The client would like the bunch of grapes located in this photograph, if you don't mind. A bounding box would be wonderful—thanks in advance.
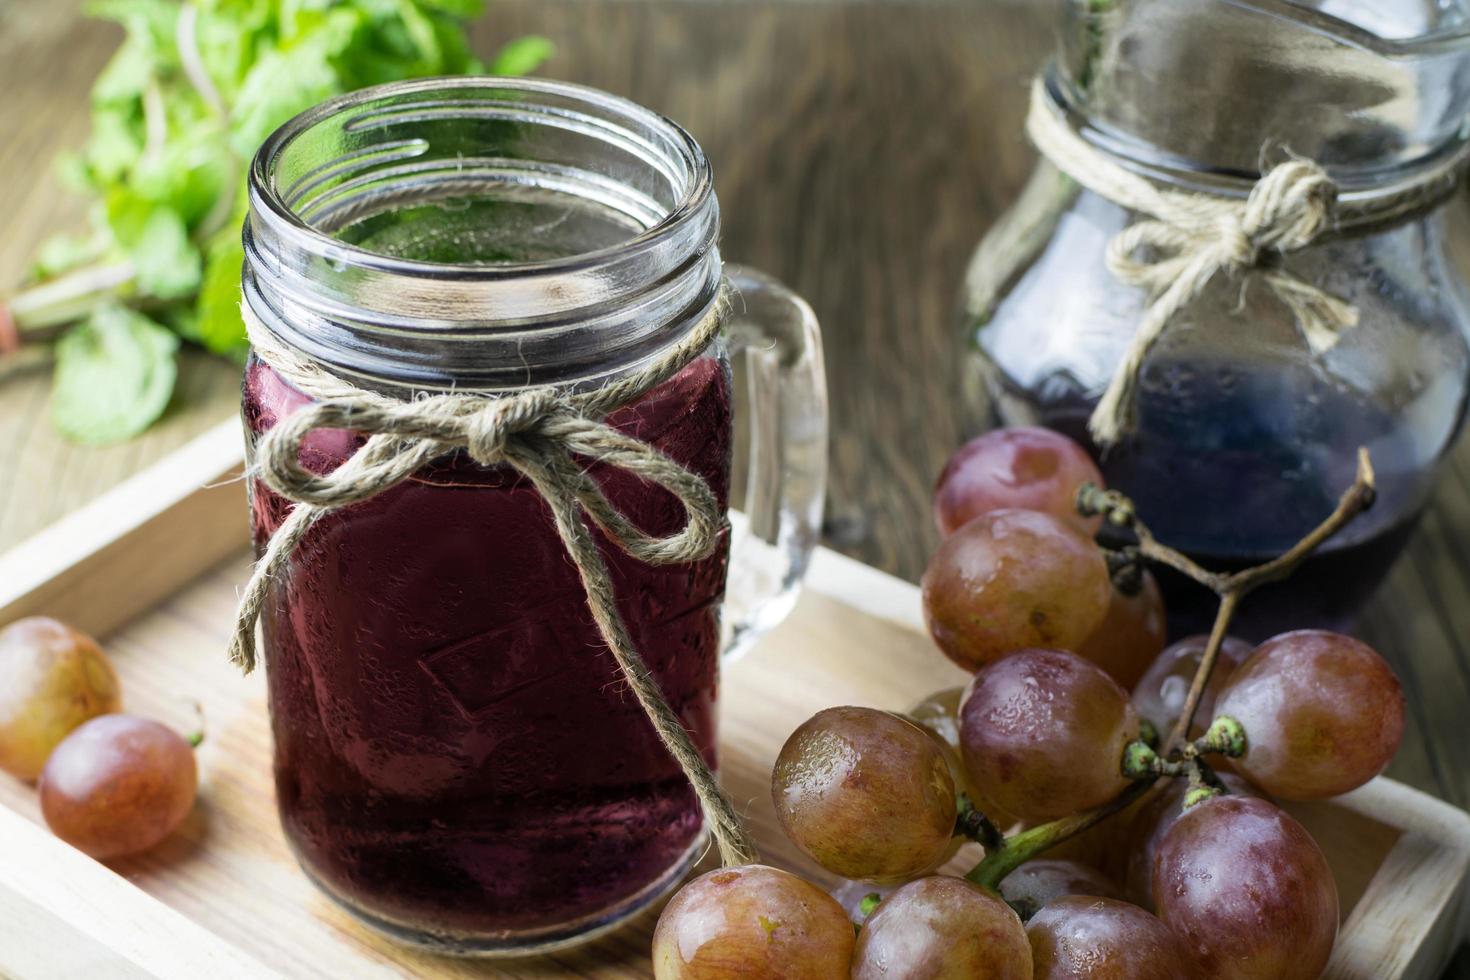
[653,427,1404,979]
[0,616,199,859]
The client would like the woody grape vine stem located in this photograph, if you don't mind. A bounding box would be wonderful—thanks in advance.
[965,448,1377,891]
[1115,447,1377,753]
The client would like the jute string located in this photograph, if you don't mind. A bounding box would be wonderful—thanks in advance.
[231,290,759,867]
[1024,77,1469,446]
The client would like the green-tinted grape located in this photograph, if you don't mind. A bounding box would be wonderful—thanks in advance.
[923,510,1111,672]
[40,714,196,860]
[960,649,1140,823]
[851,876,1033,979]
[1216,630,1405,800]
[0,617,122,781]
[652,865,854,978]
[773,707,957,882]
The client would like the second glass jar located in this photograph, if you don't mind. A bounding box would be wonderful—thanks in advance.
[964,0,1470,638]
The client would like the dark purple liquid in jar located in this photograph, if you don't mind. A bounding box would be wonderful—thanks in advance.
[1009,359,1431,641]
[243,353,733,943]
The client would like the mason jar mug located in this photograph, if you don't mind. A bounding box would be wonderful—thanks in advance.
[239,78,827,955]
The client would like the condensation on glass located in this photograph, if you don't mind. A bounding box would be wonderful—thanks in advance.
[241,78,827,955]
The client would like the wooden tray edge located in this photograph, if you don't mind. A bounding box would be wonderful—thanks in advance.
[807,543,926,630]
[802,546,1470,976]
[1327,781,1470,978]
[0,419,248,639]
[1,425,1467,978]
[0,806,279,980]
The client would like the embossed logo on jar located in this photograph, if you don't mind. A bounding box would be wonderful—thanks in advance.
[419,603,589,718]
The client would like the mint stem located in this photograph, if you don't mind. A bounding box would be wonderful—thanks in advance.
[176,3,226,118]
[7,262,136,331]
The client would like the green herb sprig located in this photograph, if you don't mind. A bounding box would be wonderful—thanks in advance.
[4,0,551,444]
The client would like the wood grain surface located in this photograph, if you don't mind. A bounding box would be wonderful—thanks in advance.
[2,0,1470,973]
[1,548,1467,978]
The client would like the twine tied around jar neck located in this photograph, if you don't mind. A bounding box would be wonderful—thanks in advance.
[1023,76,1469,447]
[231,289,760,868]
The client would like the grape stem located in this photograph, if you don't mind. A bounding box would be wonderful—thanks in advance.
[184,700,206,750]
[1181,757,1227,808]
[1122,730,1239,792]
[965,448,1377,891]
[1183,716,1246,761]
[965,782,1150,891]
[4,261,137,333]
[955,793,1005,851]
[1080,446,1376,753]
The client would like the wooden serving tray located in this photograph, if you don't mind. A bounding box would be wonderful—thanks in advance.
[0,428,1468,978]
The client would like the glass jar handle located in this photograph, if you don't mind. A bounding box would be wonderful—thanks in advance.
[720,265,829,662]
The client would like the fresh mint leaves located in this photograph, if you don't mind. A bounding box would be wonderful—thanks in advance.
[106,193,203,299]
[488,34,556,76]
[52,305,180,443]
[10,0,551,443]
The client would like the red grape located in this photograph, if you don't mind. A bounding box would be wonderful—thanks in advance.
[908,687,1018,827]
[999,858,1121,914]
[851,876,1032,979]
[39,714,197,860]
[923,510,1111,672]
[1122,773,1264,909]
[1074,571,1167,689]
[1027,896,1195,979]
[1131,634,1252,737]
[1153,795,1338,980]
[652,865,855,978]
[0,617,122,781]
[933,427,1103,537]
[1216,630,1405,800]
[772,707,958,882]
[960,649,1139,823]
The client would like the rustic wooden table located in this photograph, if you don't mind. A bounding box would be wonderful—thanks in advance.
[3,0,1469,973]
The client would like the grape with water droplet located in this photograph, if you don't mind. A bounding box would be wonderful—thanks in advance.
[651,865,855,978]
[772,706,958,883]
[923,510,1112,672]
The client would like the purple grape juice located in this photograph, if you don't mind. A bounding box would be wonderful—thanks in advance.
[1011,359,1439,641]
[243,353,733,946]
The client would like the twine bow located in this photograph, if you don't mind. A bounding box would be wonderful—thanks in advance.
[232,291,759,867]
[1025,77,1361,446]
